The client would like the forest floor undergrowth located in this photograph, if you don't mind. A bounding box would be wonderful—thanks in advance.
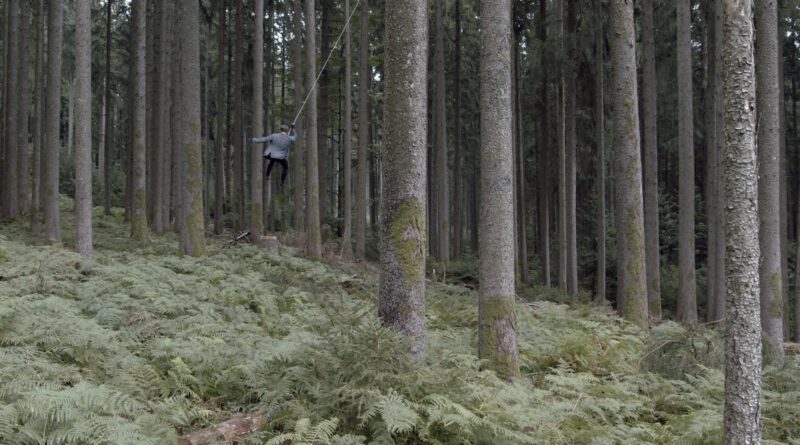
[1,201,800,444]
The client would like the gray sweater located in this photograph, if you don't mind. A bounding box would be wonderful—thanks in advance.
[252,129,297,160]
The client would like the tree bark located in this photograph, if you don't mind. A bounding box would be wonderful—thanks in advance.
[479,0,519,379]
[705,0,721,322]
[514,29,528,286]
[3,0,20,220]
[565,0,578,295]
[756,0,784,363]
[609,0,648,329]
[130,0,148,241]
[74,0,92,258]
[722,1,762,442]
[292,0,305,232]
[16,0,30,216]
[104,0,114,216]
[641,0,661,319]
[434,0,449,262]
[379,0,428,359]
[178,0,205,256]
[318,1,331,223]
[356,0,369,259]
[233,0,244,231]
[251,0,264,240]
[538,0,551,287]
[341,0,354,260]
[157,1,173,232]
[305,0,322,257]
[557,0,567,293]
[214,0,226,235]
[712,0,727,324]
[452,0,463,260]
[594,0,605,303]
[44,0,63,243]
[31,0,45,236]
[677,0,697,322]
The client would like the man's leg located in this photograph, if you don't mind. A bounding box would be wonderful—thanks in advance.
[279,159,289,187]
[265,155,276,178]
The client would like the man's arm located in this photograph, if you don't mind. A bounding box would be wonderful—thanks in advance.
[250,136,271,144]
[288,128,297,142]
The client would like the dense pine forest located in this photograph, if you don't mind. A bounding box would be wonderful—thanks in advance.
[1,0,800,443]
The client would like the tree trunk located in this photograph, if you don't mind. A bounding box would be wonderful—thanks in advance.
[318,0,331,222]
[478,0,519,379]
[44,0,63,243]
[104,0,113,216]
[130,0,148,241]
[777,2,790,342]
[609,0,648,329]
[16,0,30,216]
[157,1,173,232]
[677,0,697,322]
[565,0,577,295]
[722,1,762,441]
[356,0,369,260]
[452,0,463,260]
[557,0,567,293]
[74,0,92,258]
[146,0,157,225]
[594,0,605,303]
[251,0,264,240]
[434,0,449,263]
[3,0,19,220]
[177,0,205,256]
[515,31,528,286]
[705,0,721,322]
[538,0,551,287]
[292,0,305,232]
[642,0,661,319]
[233,0,244,231]
[305,0,322,257]
[31,0,44,236]
[379,0,427,359]
[341,0,354,260]
[215,0,226,235]
[712,0,727,324]
[756,0,784,363]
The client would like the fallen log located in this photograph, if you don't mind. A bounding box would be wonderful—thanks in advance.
[178,413,268,445]
[786,343,800,355]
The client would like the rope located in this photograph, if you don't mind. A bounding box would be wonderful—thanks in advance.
[292,0,362,126]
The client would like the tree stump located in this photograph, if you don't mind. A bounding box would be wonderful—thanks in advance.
[259,235,279,253]
[178,413,267,445]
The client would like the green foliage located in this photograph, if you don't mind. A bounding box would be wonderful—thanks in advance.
[2,207,800,444]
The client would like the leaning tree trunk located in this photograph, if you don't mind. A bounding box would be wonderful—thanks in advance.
[251,0,264,240]
[178,0,205,257]
[722,0,762,442]
[594,0,605,303]
[74,0,93,258]
[44,0,63,243]
[31,0,45,236]
[305,0,322,258]
[341,0,354,260]
[379,0,428,360]
[677,0,697,322]
[130,0,148,241]
[755,0,784,363]
[641,0,661,319]
[478,0,519,379]
[609,0,648,330]
[291,0,305,232]
[434,0,449,263]
[355,0,369,259]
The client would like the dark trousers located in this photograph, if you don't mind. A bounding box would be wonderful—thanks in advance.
[264,155,289,187]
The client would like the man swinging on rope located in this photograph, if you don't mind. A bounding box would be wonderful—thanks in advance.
[250,123,297,187]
